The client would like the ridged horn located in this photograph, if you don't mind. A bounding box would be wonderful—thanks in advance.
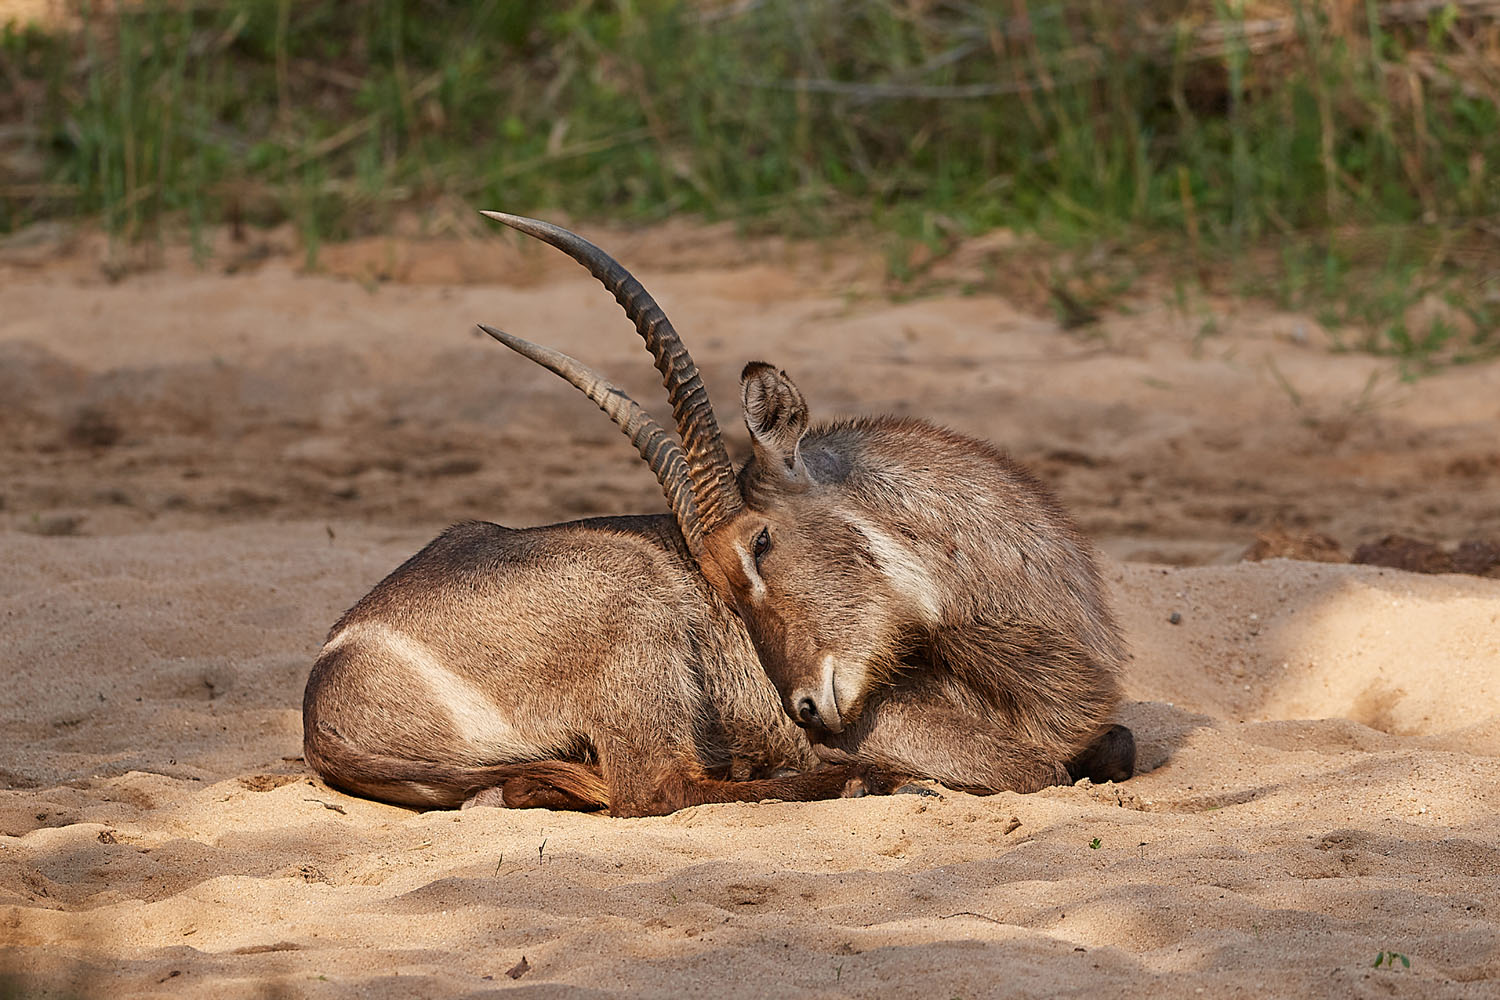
[480,211,744,534]
[478,325,705,553]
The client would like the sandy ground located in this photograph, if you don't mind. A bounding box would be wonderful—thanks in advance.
[1,223,1498,998]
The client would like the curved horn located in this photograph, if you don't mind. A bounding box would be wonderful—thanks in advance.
[480,211,744,533]
[478,324,705,552]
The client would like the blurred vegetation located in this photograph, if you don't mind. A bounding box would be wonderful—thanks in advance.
[1,0,1497,367]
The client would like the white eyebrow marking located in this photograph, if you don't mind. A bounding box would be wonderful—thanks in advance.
[736,540,768,605]
[844,517,942,623]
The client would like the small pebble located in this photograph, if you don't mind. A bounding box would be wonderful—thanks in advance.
[1168,612,1182,625]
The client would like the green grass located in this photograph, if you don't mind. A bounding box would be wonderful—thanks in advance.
[1373,949,1411,970]
[2,0,1497,367]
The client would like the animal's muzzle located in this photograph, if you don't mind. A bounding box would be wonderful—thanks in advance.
[790,665,843,734]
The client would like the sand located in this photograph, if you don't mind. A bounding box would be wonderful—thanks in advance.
[2,223,1498,998]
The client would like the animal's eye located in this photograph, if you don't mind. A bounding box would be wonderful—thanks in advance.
[753,527,772,565]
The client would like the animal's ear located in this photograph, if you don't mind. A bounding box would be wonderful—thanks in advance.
[741,362,810,483]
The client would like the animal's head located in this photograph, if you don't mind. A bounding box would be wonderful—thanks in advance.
[478,212,934,735]
[693,362,937,733]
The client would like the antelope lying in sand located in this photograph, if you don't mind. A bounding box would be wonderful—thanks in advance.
[302,213,1135,817]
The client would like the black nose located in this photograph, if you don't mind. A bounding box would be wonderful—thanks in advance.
[797,697,822,728]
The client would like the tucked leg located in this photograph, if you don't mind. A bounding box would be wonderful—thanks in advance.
[596,737,886,817]
[460,760,609,811]
[816,675,1075,794]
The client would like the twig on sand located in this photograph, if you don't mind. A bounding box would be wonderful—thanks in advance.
[304,797,347,815]
[940,911,1004,924]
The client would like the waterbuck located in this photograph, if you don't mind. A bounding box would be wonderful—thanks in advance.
[301,213,1135,817]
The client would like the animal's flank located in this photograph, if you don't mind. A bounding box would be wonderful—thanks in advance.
[303,712,609,810]
[345,621,532,758]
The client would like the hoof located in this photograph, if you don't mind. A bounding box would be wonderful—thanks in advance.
[841,775,871,798]
[462,786,507,810]
[894,782,942,798]
[1066,724,1137,784]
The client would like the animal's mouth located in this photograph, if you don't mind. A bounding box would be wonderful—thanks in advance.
[821,692,844,735]
[818,654,849,734]
[829,667,858,734]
